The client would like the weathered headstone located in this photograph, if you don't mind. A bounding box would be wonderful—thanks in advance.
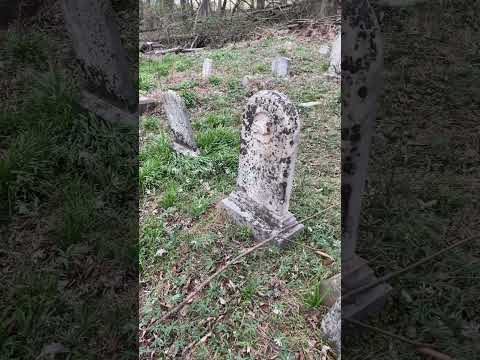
[327,31,341,77]
[202,58,214,80]
[342,0,391,323]
[61,0,137,124]
[159,91,199,157]
[221,91,303,244]
[272,57,290,78]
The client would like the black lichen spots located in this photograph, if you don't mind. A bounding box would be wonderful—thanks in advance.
[243,104,257,133]
[341,183,352,235]
[342,156,355,175]
[279,157,291,165]
[341,56,363,74]
[350,124,361,142]
[279,182,287,203]
[358,86,368,99]
[343,0,377,31]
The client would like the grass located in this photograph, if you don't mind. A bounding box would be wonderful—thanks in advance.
[1,29,138,359]
[139,30,339,359]
[343,2,480,359]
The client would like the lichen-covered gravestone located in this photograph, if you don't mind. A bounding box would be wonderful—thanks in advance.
[221,91,303,244]
[272,57,290,78]
[61,0,137,125]
[202,58,214,80]
[160,91,199,157]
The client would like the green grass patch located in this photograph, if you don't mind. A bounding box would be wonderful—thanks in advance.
[208,75,222,86]
[139,33,340,359]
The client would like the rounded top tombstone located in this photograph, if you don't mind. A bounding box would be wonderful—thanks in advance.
[237,91,301,216]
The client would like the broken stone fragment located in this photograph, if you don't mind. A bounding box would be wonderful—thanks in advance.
[319,273,341,307]
[79,90,137,127]
[320,297,341,356]
[221,90,303,245]
[159,90,200,157]
[139,96,159,115]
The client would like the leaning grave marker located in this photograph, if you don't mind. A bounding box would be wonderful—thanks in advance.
[159,90,200,157]
[61,0,137,126]
[221,90,304,245]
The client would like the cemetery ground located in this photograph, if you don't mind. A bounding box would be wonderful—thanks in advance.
[343,3,480,359]
[0,22,138,359]
[139,32,341,358]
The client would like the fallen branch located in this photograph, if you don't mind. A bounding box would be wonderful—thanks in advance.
[343,234,477,301]
[152,47,200,55]
[160,208,330,322]
[345,318,453,360]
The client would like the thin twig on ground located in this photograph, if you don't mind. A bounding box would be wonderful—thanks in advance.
[159,207,333,322]
[345,318,453,360]
[343,235,477,301]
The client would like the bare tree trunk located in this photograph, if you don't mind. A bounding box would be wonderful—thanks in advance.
[232,0,240,14]
[199,0,209,16]
[221,0,228,13]
[257,0,265,10]
[315,0,337,16]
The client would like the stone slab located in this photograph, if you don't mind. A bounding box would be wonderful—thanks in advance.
[221,191,303,245]
[342,255,392,321]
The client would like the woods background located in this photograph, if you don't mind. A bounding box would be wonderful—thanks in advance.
[140,0,341,48]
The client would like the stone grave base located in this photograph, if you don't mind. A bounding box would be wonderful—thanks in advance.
[342,254,391,321]
[79,90,137,127]
[171,141,200,157]
[221,191,304,246]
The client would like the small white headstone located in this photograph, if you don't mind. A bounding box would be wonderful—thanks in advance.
[221,91,303,244]
[159,90,199,157]
[202,58,214,80]
[328,31,341,77]
[271,56,290,78]
[319,43,330,56]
